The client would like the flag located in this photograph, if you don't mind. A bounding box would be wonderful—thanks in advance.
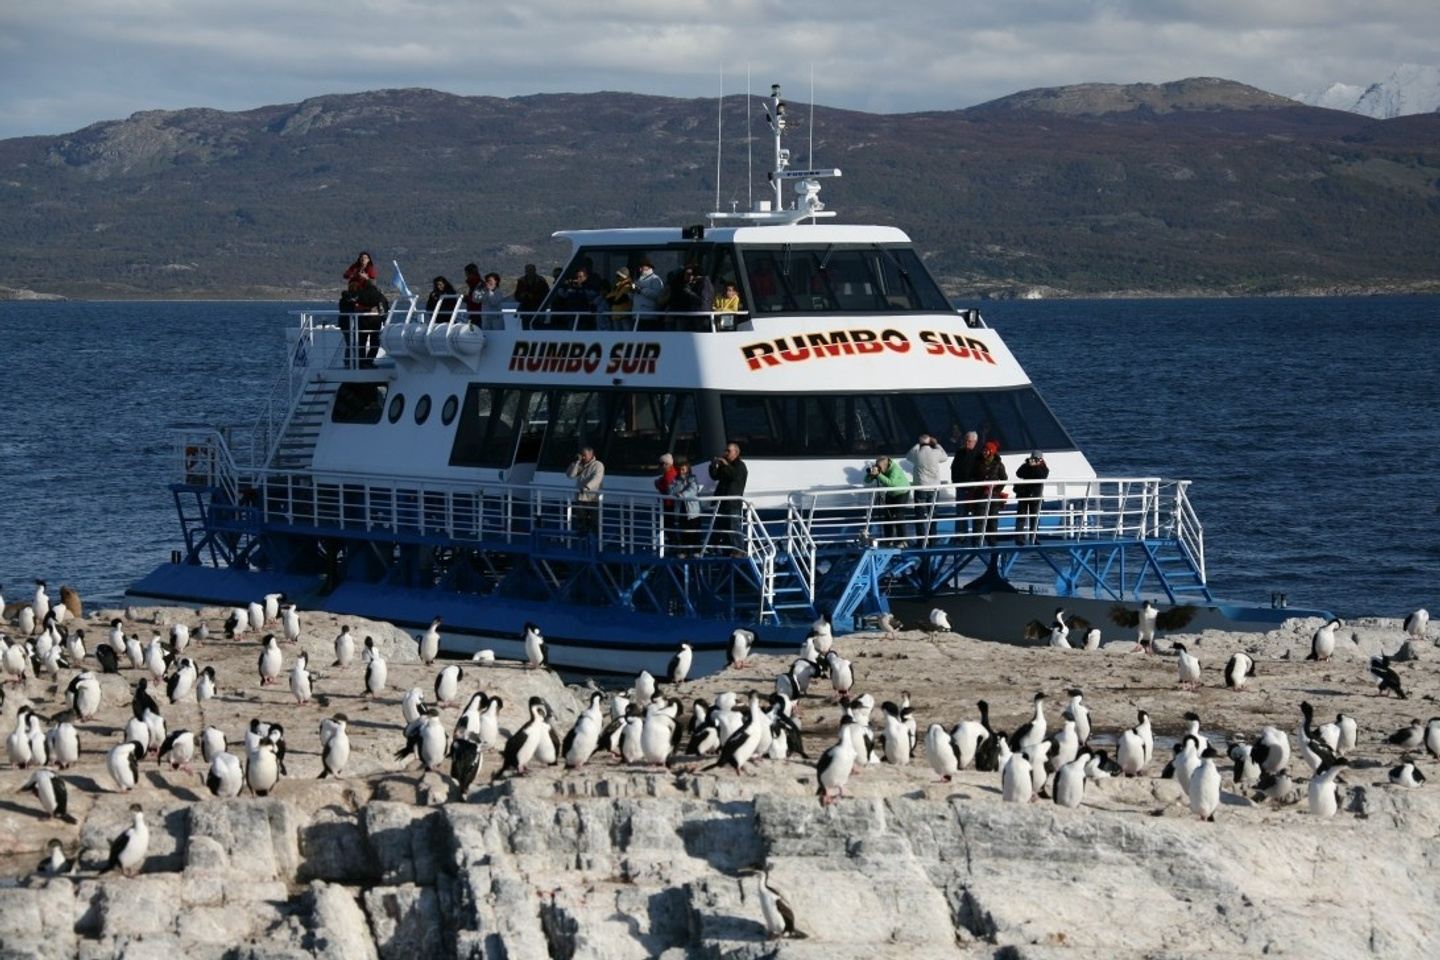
[391,260,414,299]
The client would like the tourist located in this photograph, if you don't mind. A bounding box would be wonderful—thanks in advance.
[708,442,748,552]
[950,430,983,541]
[512,264,550,320]
[653,452,678,548]
[462,263,485,327]
[553,268,604,330]
[668,458,703,554]
[605,267,634,330]
[631,260,666,330]
[353,277,389,367]
[974,440,1009,545]
[865,455,913,545]
[479,272,505,329]
[712,281,741,329]
[337,278,362,365]
[426,276,460,321]
[1013,450,1049,544]
[906,433,947,544]
[343,251,378,283]
[565,447,605,537]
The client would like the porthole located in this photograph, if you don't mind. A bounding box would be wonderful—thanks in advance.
[441,394,459,425]
[387,393,405,423]
[414,394,432,425]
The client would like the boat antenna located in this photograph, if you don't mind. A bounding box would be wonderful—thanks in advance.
[715,65,723,214]
[808,63,814,171]
[746,63,753,210]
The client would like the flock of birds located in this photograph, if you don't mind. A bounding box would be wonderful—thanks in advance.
[1,578,1436,941]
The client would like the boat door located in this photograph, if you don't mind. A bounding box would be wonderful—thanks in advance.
[504,390,550,485]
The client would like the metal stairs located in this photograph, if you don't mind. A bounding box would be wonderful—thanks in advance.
[270,380,338,471]
[1142,541,1214,603]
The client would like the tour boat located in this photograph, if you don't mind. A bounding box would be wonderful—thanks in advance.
[129,84,1326,673]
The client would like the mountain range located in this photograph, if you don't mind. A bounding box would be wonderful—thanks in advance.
[1,77,1438,299]
[1296,64,1440,119]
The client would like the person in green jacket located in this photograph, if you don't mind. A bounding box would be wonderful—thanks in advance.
[865,455,913,545]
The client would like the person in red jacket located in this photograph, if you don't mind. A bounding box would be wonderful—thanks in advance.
[343,251,378,282]
[654,453,678,548]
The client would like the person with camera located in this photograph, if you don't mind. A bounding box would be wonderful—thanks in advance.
[1013,450,1049,544]
[865,455,913,546]
[565,446,605,538]
[708,442,747,553]
[905,433,947,544]
[974,439,1009,546]
[950,430,983,541]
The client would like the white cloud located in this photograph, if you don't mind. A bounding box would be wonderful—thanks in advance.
[0,1,1437,137]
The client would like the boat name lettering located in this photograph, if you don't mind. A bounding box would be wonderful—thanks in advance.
[741,329,993,371]
[508,340,662,375]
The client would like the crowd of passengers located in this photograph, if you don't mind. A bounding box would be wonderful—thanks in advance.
[336,250,745,361]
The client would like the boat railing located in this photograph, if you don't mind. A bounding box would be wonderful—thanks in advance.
[175,429,244,505]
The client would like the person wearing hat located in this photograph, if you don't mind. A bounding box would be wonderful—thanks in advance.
[605,266,634,329]
[631,259,666,330]
[974,439,1008,546]
[653,451,678,547]
[1013,450,1049,545]
[865,455,914,546]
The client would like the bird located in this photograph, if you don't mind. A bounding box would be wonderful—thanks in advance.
[950,703,991,771]
[815,715,858,806]
[1388,718,1424,749]
[1011,692,1048,750]
[523,622,548,670]
[263,593,283,624]
[32,581,50,625]
[434,664,463,707]
[143,636,168,682]
[1403,609,1430,640]
[66,671,102,721]
[224,608,247,639]
[1299,702,1340,756]
[1370,653,1407,699]
[1109,600,1197,651]
[928,608,951,633]
[1251,725,1291,776]
[106,804,149,877]
[1307,758,1348,818]
[1001,741,1034,803]
[1082,626,1101,651]
[879,701,912,765]
[364,640,388,697]
[20,769,72,821]
[1336,713,1358,754]
[247,601,265,632]
[166,657,197,703]
[196,666,218,703]
[1174,642,1201,689]
[257,634,283,686]
[401,688,428,726]
[169,622,190,654]
[727,628,755,669]
[417,616,442,665]
[924,723,960,782]
[246,740,282,797]
[633,669,656,706]
[1425,718,1440,759]
[36,839,73,877]
[124,634,144,670]
[1062,689,1091,746]
[1307,618,1342,662]
[47,720,80,769]
[1181,712,1210,756]
[1048,608,1071,649]
[95,642,121,674]
[157,729,196,772]
[640,698,678,766]
[1117,710,1152,777]
[1053,751,1094,808]
[666,643,692,685]
[286,653,315,705]
[757,869,806,940]
[562,692,605,769]
[1227,742,1261,790]
[333,626,355,667]
[1162,736,1203,794]
[709,693,767,775]
[1189,755,1222,821]
[495,697,553,778]
[396,709,448,772]
[200,726,227,764]
[318,715,351,778]
[106,740,143,793]
[281,603,302,644]
[1389,759,1426,788]
[825,651,854,699]
[1224,652,1256,690]
[206,751,244,798]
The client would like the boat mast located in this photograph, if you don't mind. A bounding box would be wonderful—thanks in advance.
[710,81,840,226]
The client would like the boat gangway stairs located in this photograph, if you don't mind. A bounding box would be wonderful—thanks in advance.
[168,431,1211,634]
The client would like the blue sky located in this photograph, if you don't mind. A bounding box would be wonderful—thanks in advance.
[0,1,1435,138]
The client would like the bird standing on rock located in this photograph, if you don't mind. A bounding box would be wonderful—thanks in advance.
[257,635,283,686]
[417,616,442,665]
[728,628,755,669]
[434,664,463,707]
[666,643,692,684]
[1224,652,1256,690]
[1403,609,1429,640]
[290,653,315,705]
[1174,642,1201,689]
[364,639,388,696]
[815,715,858,806]
[523,622,548,670]
[757,869,806,940]
[106,805,148,877]
[1307,618,1342,662]
[333,626,354,667]
[1389,760,1425,788]
[1370,654,1407,699]
[206,751,243,798]
[281,604,302,644]
[319,715,350,778]
[1308,758,1348,817]
[929,608,951,633]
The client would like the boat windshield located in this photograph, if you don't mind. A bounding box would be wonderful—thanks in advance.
[739,244,952,315]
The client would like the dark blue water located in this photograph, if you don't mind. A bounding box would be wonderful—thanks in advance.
[1,297,1436,616]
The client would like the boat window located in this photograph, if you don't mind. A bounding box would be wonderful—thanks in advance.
[331,382,388,424]
[740,244,952,315]
[535,243,744,329]
[450,387,539,468]
[603,392,699,474]
[537,391,608,470]
[719,387,1075,458]
[441,394,459,425]
[413,394,432,425]
[387,394,405,423]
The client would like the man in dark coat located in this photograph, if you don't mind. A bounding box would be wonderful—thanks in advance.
[973,440,1009,545]
[950,430,983,541]
[353,278,389,367]
[1013,450,1049,544]
[708,441,748,552]
[512,264,550,319]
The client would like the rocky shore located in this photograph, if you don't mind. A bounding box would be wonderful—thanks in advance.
[1,601,1438,959]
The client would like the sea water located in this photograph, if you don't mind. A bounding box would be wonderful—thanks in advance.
[0,296,1435,615]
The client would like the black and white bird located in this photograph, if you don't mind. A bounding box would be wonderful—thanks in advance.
[815,715,858,806]
[196,665,218,703]
[257,634,283,686]
[1308,758,1348,818]
[1011,692,1048,751]
[709,693,767,774]
[281,603,302,644]
[1307,618,1342,662]
[1224,652,1256,690]
[106,804,149,877]
[1052,751,1095,809]
[1174,642,1201,689]
[1082,626,1101,651]
[1109,599,1197,652]
[95,641,121,674]
[201,726,227,764]
[417,616,442,665]
[434,664,464,707]
[1403,608,1430,640]
[1424,718,1440,759]
[157,729,196,772]
[21,769,72,821]
[246,740,282,797]
[1062,689,1091,746]
[106,740,143,793]
[666,643,692,685]
[333,626,354,667]
[495,697,553,778]
[401,688,428,727]
[363,639,388,697]
[950,702,992,772]
[66,671,102,721]
[166,657,197,703]
[1189,755,1222,821]
[1117,710,1152,777]
[224,607,246,639]
[825,650,854,699]
[319,715,350,778]
[879,701,912,765]
[1370,653,1407,699]
[289,652,315,705]
[396,708,448,772]
[1181,712,1210,756]
[206,751,244,798]
[1227,742,1262,790]
[1389,759,1426,788]
[523,622,548,670]
[1251,725,1291,776]
[263,593,283,624]
[562,692,605,768]
[929,607,952,633]
[36,839,73,877]
[169,622,190,654]
[757,869,806,940]
[640,697,679,766]
[727,628,755,669]
[1001,740,1034,803]
[1048,608,1071,649]
[451,738,482,798]
[46,720,80,769]
[633,669,656,707]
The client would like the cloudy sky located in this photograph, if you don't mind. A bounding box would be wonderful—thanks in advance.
[0,0,1436,139]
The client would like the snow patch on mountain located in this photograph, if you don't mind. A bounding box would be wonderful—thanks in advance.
[1295,64,1440,118]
